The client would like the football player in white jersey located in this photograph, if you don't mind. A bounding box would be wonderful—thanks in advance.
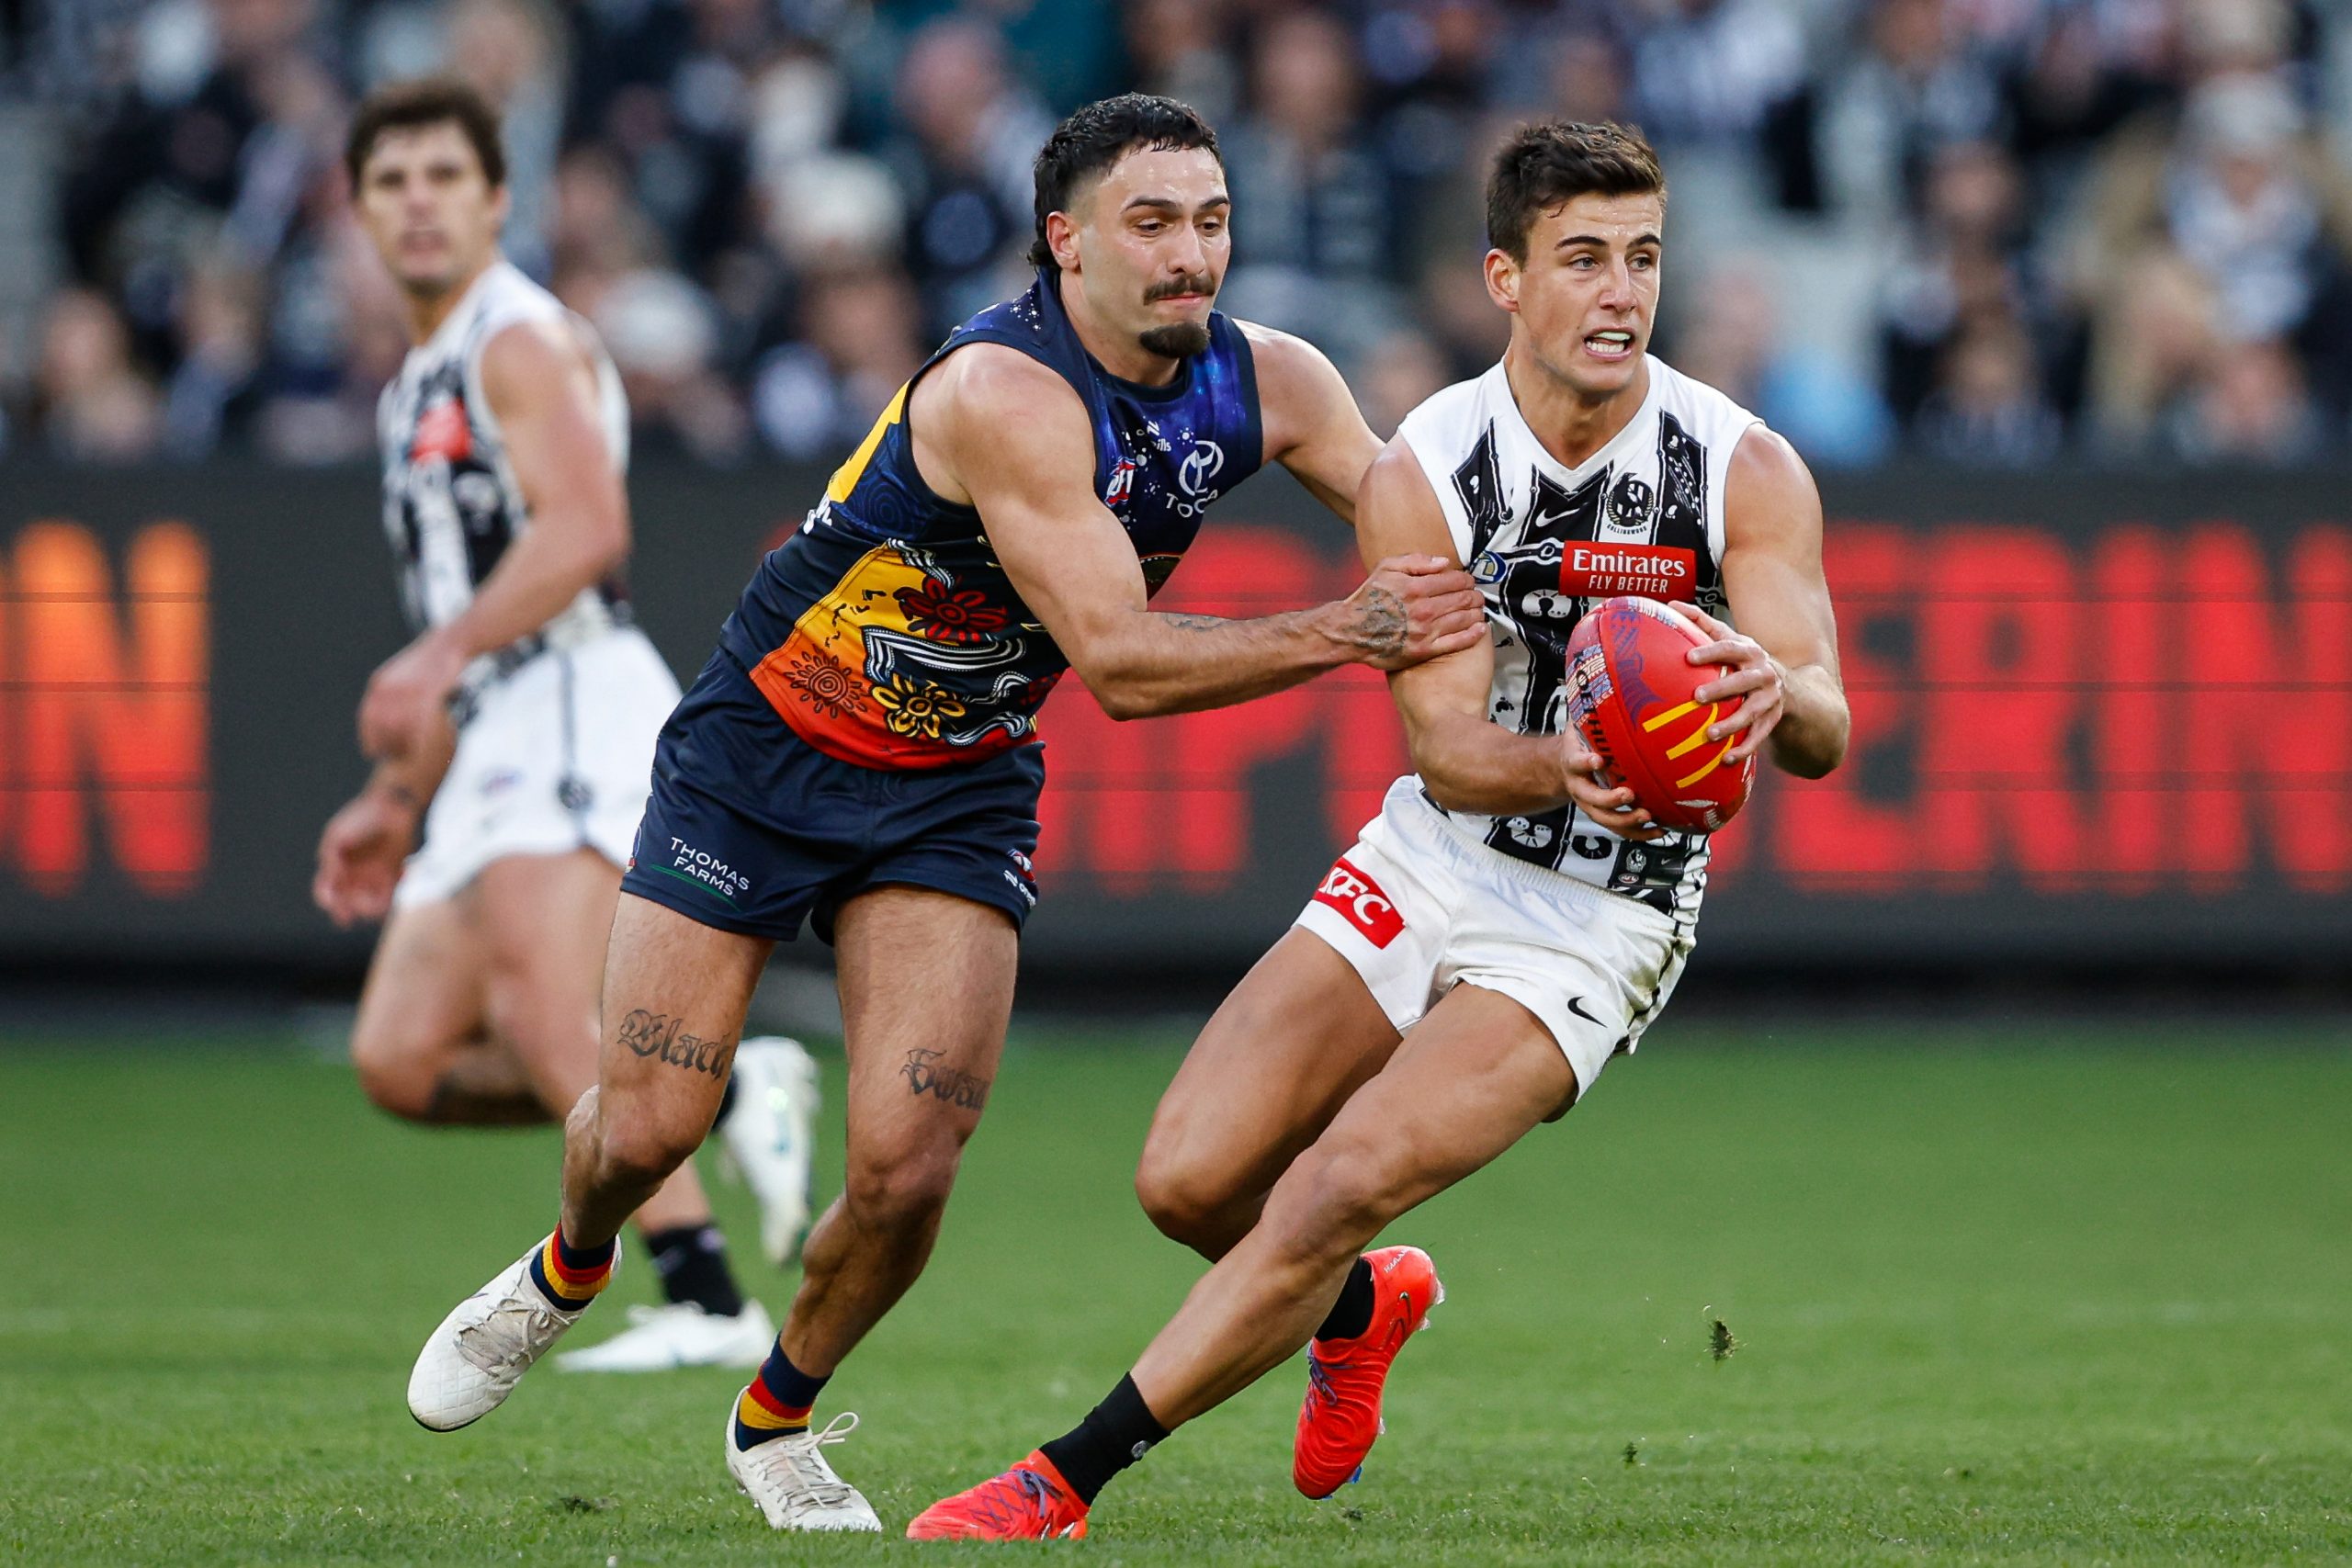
[311,79,817,1373]
[914,121,1852,1538]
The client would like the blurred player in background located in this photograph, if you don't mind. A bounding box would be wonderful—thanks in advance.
[311,79,817,1373]
[405,93,1486,1532]
[912,120,1853,1539]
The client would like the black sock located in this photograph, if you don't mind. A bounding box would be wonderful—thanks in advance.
[1037,1373,1169,1506]
[1314,1257,1376,1343]
[716,1072,739,1126]
[642,1224,744,1317]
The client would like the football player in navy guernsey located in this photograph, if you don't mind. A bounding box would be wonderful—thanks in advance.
[913,122,1852,1540]
[312,81,819,1376]
[405,94,1484,1530]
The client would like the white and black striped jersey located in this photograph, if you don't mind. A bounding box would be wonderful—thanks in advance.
[1395,355,1762,926]
[376,259,630,647]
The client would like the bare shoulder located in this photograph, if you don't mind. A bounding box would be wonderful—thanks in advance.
[1361,436,1442,515]
[912,343,1094,505]
[1357,436,1453,558]
[1726,423,1819,515]
[919,342,1088,441]
[478,316,594,409]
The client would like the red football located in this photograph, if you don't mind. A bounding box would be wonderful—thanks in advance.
[1564,596,1756,835]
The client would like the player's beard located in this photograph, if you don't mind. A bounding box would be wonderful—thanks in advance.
[1138,271,1216,360]
[1138,321,1212,359]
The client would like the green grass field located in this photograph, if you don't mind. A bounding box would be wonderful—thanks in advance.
[3,1021,2348,1565]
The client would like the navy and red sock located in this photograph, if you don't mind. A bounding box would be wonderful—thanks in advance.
[734,1342,829,1450]
[527,1227,616,1309]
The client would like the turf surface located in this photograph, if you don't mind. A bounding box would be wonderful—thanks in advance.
[3,1021,2347,1564]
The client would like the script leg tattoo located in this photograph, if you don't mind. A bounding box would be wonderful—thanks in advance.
[900,1047,990,1111]
[616,1009,737,1080]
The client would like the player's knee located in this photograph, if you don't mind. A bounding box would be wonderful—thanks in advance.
[843,1145,960,1234]
[1272,1145,1399,1265]
[591,1103,699,1190]
[1134,1144,1238,1251]
[348,1028,435,1122]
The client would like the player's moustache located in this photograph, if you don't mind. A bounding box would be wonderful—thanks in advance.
[1145,272,1216,303]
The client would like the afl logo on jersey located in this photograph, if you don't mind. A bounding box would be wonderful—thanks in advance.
[1178,440,1225,497]
[1607,471,1654,532]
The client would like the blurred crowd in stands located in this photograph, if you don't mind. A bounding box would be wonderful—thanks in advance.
[3,0,2348,468]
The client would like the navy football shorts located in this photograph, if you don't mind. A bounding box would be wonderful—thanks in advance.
[620,649,1045,943]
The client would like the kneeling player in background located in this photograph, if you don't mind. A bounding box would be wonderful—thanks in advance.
[911,120,1851,1539]
[312,79,817,1372]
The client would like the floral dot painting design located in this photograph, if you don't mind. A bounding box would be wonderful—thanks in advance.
[897,581,1008,644]
[785,651,858,719]
[871,672,967,739]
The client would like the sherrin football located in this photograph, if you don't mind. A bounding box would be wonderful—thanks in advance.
[1564,596,1756,835]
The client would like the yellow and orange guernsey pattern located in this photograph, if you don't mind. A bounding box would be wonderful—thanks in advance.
[743,536,1031,769]
[715,268,1262,771]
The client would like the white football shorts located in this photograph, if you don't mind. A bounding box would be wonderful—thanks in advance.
[394,626,681,908]
[1294,778,1692,1101]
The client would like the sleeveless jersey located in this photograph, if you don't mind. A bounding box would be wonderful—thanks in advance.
[719,267,1264,770]
[377,259,631,649]
[1395,355,1761,927]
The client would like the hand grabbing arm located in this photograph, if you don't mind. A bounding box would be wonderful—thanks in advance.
[1363,441,1660,834]
[920,346,1486,719]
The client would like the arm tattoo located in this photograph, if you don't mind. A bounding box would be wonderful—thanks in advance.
[900,1047,991,1111]
[1162,614,1228,633]
[616,1009,735,1079]
[1348,587,1407,659]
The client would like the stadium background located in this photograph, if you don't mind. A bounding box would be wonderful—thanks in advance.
[2,2,2348,1563]
[2,0,2349,997]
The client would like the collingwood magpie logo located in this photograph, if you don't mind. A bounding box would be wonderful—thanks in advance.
[1608,471,1655,532]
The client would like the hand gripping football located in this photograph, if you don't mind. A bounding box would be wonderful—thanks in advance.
[1564,596,1756,835]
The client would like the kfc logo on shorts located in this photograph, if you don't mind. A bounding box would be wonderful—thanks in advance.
[1314,857,1404,948]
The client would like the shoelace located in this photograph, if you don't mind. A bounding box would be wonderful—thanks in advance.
[743,1412,864,1513]
[963,1467,1067,1535]
[456,1294,571,1379]
[1305,1352,1341,1410]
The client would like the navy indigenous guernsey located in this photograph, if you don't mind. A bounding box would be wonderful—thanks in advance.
[718,267,1264,770]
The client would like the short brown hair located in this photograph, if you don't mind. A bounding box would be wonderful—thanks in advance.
[1486,120,1665,261]
[345,77,507,191]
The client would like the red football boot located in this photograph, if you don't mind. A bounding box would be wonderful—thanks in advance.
[1293,1245,1444,1498]
[906,1450,1090,1540]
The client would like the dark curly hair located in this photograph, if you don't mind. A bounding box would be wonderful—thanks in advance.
[1029,95,1222,268]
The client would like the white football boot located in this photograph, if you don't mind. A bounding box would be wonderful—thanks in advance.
[408,1238,616,1430]
[719,1036,821,1266]
[726,1408,883,1532]
[554,1300,777,1373]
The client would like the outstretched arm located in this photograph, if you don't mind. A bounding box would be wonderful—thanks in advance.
[1246,323,1381,525]
[924,346,1486,720]
[1675,426,1849,779]
[1362,441,1659,834]
[358,317,629,760]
